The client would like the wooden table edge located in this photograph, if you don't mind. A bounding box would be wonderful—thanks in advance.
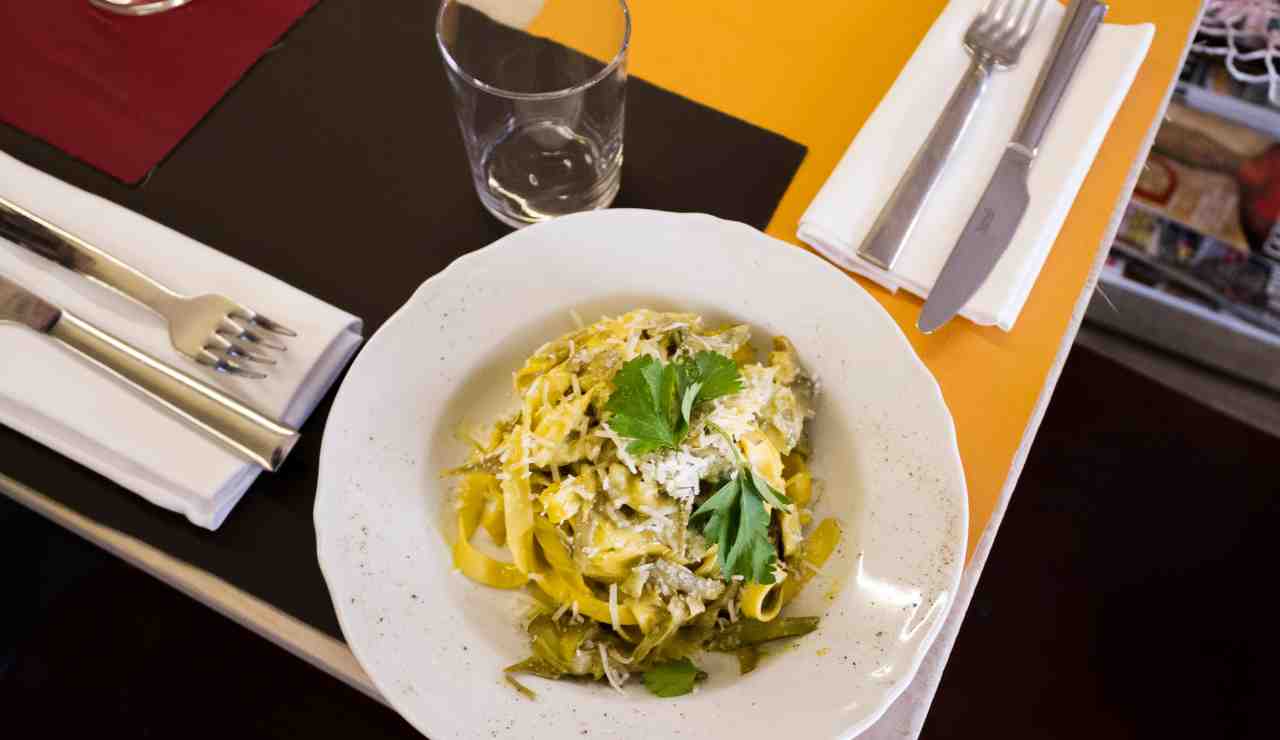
[861,5,1206,735]
[0,471,383,704]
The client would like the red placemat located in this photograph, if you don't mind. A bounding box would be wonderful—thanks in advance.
[0,0,318,184]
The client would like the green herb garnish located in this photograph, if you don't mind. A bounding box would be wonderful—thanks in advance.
[675,351,742,427]
[642,658,706,698]
[604,351,744,454]
[605,351,789,584]
[690,431,792,584]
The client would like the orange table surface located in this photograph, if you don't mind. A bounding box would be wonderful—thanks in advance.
[610,0,1201,562]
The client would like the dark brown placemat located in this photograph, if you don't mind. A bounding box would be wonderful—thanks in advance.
[0,0,805,642]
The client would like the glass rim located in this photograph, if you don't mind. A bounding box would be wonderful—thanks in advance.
[435,0,631,102]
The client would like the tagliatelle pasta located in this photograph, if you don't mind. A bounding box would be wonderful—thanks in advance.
[448,310,842,696]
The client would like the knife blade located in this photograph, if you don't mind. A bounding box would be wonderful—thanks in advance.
[918,0,1108,333]
[0,274,62,332]
[0,274,298,470]
[917,151,1031,333]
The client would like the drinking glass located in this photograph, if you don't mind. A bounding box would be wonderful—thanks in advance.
[436,0,630,228]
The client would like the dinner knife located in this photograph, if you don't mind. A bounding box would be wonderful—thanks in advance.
[0,275,298,471]
[918,0,1108,334]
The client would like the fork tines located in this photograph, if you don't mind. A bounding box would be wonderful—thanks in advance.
[970,0,1047,65]
[201,310,297,379]
[232,309,298,338]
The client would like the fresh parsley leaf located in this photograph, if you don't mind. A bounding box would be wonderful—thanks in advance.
[692,477,740,573]
[686,351,743,404]
[690,470,787,585]
[679,381,703,427]
[642,658,705,698]
[606,351,743,454]
[726,487,773,583]
[673,351,742,424]
[604,356,683,454]
[747,467,792,510]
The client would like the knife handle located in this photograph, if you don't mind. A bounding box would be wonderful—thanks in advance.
[48,311,299,471]
[1012,0,1107,158]
[0,195,179,312]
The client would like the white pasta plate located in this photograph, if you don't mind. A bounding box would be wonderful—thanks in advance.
[314,209,967,740]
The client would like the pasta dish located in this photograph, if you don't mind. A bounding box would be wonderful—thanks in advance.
[449,310,841,697]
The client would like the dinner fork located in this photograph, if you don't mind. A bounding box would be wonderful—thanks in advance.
[0,195,294,379]
[89,0,195,16]
[857,0,1047,271]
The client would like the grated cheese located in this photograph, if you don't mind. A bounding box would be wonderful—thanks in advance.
[637,504,673,525]
[641,450,711,502]
[599,644,627,693]
[595,424,639,473]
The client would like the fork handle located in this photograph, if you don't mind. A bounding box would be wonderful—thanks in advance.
[49,311,299,471]
[857,57,992,271]
[1011,0,1107,157]
[0,195,179,313]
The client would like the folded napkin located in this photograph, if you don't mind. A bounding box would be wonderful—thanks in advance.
[0,152,362,529]
[799,0,1154,330]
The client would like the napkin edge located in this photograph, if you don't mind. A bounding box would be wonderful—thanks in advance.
[797,222,903,294]
[0,391,234,530]
[281,324,364,427]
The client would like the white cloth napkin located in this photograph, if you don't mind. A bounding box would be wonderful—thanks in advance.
[0,152,363,529]
[798,0,1154,330]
